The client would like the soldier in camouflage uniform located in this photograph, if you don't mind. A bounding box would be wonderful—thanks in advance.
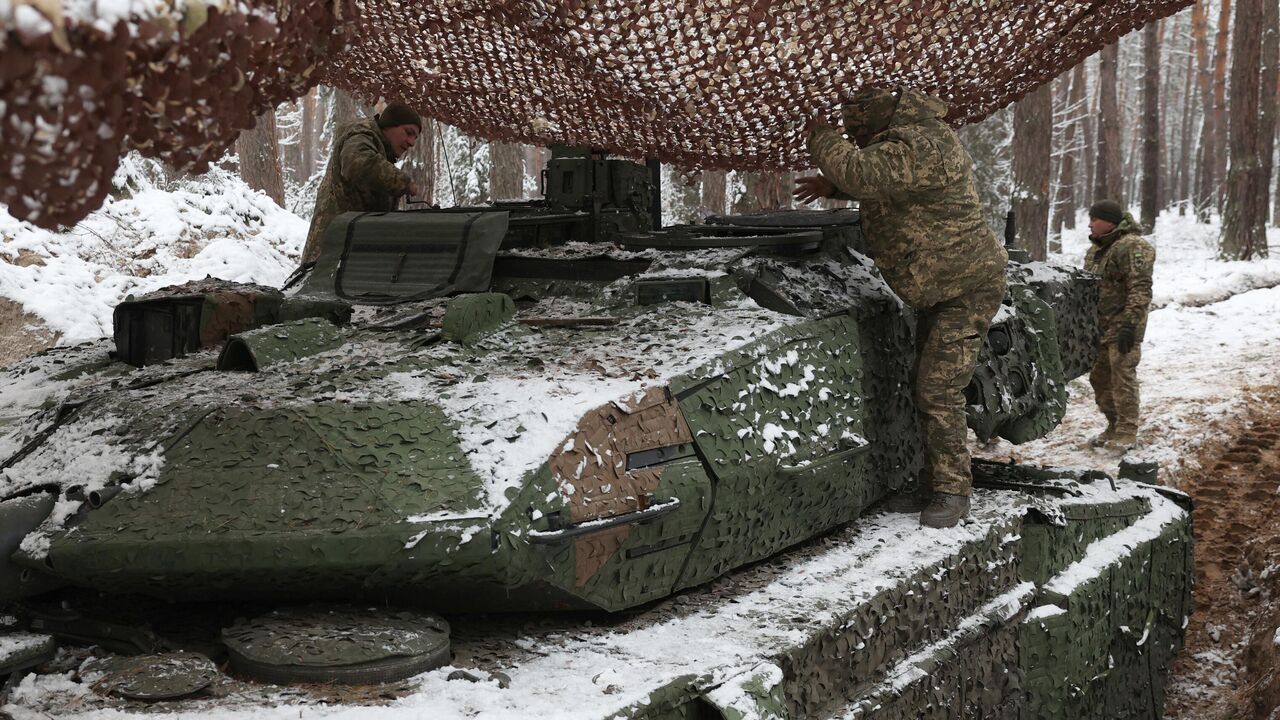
[795,87,1007,528]
[1083,200,1154,451]
[300,103,423,265]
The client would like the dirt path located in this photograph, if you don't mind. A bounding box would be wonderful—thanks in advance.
[1164,386,1280,719]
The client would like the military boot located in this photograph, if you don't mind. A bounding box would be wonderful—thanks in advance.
[882,488,933,513]
[1105,431,1138,451]
[920,493,970,529]
[1087,416,1117,448]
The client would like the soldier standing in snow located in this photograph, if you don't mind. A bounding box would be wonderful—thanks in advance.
[1083,200,1155,451]
[300,103,423,265]
[794,87,1007,529]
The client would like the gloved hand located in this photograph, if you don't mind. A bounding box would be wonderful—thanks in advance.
[1116,324,1136,355]
[793,175,836,204]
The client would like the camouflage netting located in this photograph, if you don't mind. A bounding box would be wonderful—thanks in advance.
[3,0,1193,229]
[0,0,352,228]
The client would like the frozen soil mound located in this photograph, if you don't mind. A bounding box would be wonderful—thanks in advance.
[0,249,60,368]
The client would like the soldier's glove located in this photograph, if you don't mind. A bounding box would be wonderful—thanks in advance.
[1116,325,1136,355]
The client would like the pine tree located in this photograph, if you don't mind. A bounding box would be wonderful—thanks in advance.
[1140,21,1162,230]
[1013,83,1052,259]
[1221,0,1269,259]
[1095,42,1123,204]
[235,110,285,206]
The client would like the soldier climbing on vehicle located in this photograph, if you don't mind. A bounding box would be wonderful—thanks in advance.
[1083,200,1154,452]
[794,86,1008,528]
[300,103,423,265]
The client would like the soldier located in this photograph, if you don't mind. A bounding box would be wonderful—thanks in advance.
[794,87,1007,528]
[1083,200,1154,451]
[300,103,423,265]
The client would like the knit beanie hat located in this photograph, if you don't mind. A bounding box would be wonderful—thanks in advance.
[1088,199,1126,225]
[376,103,422,130]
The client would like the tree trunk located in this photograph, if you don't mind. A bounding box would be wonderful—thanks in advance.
[301,88,316,181]
[1141,21,1162,230]
[402,120,438,206]
[1155,17,1174,213]
[1055,63,1087,235]
[1013,83,1053,260]
[489,142,524,200]
[733,172,792,213]
[235,109,285,206]
[1260,0,1279,226]
[1049,71,1070,241]
[1220,0,1268,260]
[1211,0,1234,215]
[1094,42,1124,203]
[1193,0,1221,220]
[1177,2,1207,214]
[332,88,360,128]
[1084,58,1098,213]
[701,169,727,218]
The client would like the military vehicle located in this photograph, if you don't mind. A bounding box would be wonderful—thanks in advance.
[0,148,1189,717]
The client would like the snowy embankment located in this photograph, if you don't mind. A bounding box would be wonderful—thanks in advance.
[0,155,304,343]
[979,212,1280,483]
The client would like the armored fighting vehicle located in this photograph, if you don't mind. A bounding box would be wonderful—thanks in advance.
[0,148,1189,718]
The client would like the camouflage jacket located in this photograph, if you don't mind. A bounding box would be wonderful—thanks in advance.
[1084,213,1154,343]
[806,89,1007,310]
[301,118,413,264]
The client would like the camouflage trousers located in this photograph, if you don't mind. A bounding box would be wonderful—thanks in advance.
[913,277,1007,497]
[1089,342,1142,436]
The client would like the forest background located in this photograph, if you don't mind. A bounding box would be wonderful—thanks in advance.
[224,0,1280,263]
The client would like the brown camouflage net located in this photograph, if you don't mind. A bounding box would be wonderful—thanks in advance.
[3,0,1192,229]
[0,0,352,228]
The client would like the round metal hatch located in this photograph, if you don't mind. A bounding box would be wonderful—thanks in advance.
[221,606,451,685]
[89,652,220,701]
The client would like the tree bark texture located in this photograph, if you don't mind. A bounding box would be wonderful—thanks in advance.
[701,169,727,217]
[1204,0,1233,215]
[733,172,792,213]
[1084,57,1098,212]
[1013,82,1053,261]
[1260,0,1278,226]
[489,142,524,200]
[1177,2,1207,215]
[1095,42,1123,204]
[1220,0,1268,259]
[1140,21,1162,230]
[235,110,285,206]
[332,88,359,128]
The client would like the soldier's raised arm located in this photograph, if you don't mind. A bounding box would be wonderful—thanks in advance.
[806,127,923,201]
